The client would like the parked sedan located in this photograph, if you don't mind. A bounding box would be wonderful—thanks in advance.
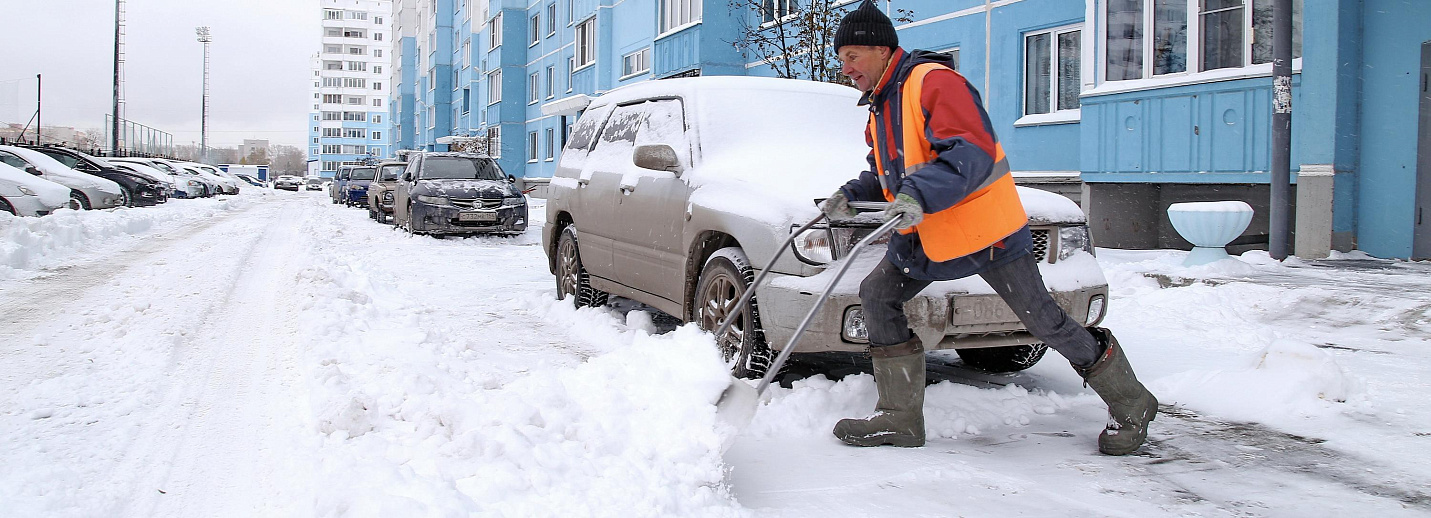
[393,153,527,236]
[0,146,125,209]
[25,146,168,206]
[366,161,407,222]
[328,167,352,204]
[274,175,302,191]
[110,157,206,198]
[0,162,72,216]
[542,76,1108,377]
[305,177,325,191]
[341,166,376,207]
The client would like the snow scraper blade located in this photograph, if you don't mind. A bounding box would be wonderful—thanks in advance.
[714,208,900,452]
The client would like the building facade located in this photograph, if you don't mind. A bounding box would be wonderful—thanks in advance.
[309,0,395,178]
[384,0,1431,260]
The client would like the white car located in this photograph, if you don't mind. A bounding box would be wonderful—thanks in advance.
[106,158,189,197]
[181,163,242,194]
[149,159,221,197]
[0,162,72,216]
[0,145,125,209]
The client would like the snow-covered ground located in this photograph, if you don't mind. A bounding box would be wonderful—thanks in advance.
[1,190,1427,517]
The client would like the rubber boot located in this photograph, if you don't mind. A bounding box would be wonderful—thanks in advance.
[833,337,926,447]
[1076,327,1158,455]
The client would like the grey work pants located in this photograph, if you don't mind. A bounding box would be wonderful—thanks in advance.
[858,253,1100,367]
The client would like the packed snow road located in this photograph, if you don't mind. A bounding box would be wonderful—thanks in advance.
[1,190,1429,517]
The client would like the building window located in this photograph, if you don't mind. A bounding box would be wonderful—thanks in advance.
[347,61,367,71]
[372,114,382,123]
[621,48,650,78]
[488,69,502,103]
[546,3,557,35]
[348,96,364,105]
[374,17,383,25]
[463,40,472,68]
[324,9,342,20]
[529,72,540,103]
[349,46,364,55]
[567,56,575,92]
[374,49,383,58]
[1025,25,1082,116]
[372,131,382,140]
[489,13,503,49]
[373,32,383,41]
[463,87,471,113]
[325,61,343,70]
[530,14,541,46]
[323,128,342,137]
[544,128,555,160]
[374,65,382,74]
[1105,0,1301,81]
[344,128,367,138]
[661,0,702,33]
[528,131,539,162]
[487,126,502,157]
[373,82,383,91]
[323,94,343,104]
[343,29,365,38]
[546,65,555,98]
[575,18,595,68]
[324,77,342,87]
[344,78,366,88]
[760,0,796,24]
[326,28,341,37]
[372,98,383,107]
[325,44,341,54]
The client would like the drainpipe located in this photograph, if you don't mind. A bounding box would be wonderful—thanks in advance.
[1269,0,1293,260]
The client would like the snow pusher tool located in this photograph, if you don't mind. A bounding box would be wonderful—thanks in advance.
[713,202,902,443]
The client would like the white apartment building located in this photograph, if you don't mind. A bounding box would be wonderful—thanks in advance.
[308,0,394,177]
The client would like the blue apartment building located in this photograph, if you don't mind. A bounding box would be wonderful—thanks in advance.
[387,0,1431,260]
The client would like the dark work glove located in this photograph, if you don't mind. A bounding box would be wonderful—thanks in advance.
[886,192,924,230]
[821,190,857,222]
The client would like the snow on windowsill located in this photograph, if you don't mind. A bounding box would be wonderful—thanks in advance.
[1083,59,1303,98]
[1013,109,1081,127]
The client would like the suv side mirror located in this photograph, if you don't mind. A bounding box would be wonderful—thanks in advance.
[25,165,42,176]
[633,144,683,175]
[507,174,517,184]
[402,172,413,182]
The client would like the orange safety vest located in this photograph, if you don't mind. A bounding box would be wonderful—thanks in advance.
[869,63,1028,263]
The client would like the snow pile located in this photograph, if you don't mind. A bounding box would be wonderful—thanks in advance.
[289,201,747,517]
[0,197,245,279]
[1152,340,1366,424]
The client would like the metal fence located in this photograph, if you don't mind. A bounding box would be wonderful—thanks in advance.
[103,115,174,157]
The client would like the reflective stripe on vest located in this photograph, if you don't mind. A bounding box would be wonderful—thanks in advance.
[868,62,1028,263]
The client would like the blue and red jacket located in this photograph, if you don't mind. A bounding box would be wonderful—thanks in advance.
[839,47,1032,281]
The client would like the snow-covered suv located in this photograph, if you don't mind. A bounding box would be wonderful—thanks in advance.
[543,76,1109,376]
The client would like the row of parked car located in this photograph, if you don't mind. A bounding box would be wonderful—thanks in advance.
[320,153,530,236]
[0,144,262,217]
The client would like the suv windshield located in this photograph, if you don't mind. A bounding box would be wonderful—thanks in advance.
[379,165,405,180]
[422,157,504,180]
[349,167,376,181]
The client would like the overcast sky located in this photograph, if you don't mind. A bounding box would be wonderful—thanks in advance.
[0,0,320,149]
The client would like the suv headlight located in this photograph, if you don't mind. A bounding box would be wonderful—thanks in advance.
[791,226,834,265]
[415,194,450,206]
[16,185,36,196]
[502,196,526,208]
[382,191,394,200]
[842,306,869,342]
[1058,225,1094,261]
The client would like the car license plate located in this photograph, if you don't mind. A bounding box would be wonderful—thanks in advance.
[458,211,497,222]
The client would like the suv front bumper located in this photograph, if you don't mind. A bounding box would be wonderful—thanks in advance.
[755,262,1108,353]
[410,201,528,235]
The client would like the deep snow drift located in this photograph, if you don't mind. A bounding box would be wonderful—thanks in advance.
[1,190,1427,517]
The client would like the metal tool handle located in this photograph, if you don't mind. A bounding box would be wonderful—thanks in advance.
[754,216,902,395]
[710,213,827,341]
[847,201,893,211]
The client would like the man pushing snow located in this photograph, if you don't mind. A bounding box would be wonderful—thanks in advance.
[821,0,1158,455]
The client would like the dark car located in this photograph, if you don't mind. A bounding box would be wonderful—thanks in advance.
[26,146,167,206]
[342,166,376,207]
[393,152,528,236]
[274,175,303,191]
[328,167,351,204]
[366,161,407,222]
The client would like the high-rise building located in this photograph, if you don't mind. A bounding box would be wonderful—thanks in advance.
[309,0,394,178]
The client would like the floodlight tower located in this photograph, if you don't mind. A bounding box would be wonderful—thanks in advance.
[196,26,212,163]
[112,0,126,154]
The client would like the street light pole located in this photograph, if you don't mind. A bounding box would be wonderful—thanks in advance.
[196,26,212,163]
[1269,0,1293,259]
[113,0,125,155]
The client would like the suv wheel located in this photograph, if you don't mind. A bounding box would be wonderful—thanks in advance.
[955,343,1049,373]
[695,247,774,379]
[555,226,609,308]
[0,197,14,215]
[119,187,132,207]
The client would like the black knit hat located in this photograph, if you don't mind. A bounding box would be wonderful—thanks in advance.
[834,0,898,51]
